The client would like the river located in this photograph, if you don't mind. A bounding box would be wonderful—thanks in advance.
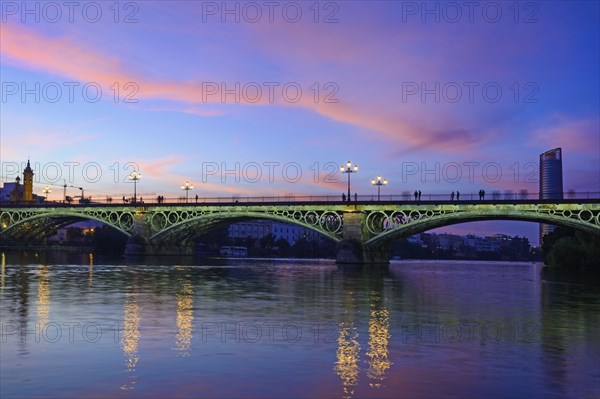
[0,252,598,398]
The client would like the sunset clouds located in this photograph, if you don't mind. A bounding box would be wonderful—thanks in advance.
[1,1,598,211]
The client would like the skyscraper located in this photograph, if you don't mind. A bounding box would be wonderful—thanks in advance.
[539,148,563,243]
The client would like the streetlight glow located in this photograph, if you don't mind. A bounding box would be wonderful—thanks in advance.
[128,171,142,204]
[181,181,194,203]
[340,161,358,202]
[42,186,51,201]
[371,175,388,201]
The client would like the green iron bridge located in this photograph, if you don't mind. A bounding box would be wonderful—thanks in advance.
[1,198,599,263]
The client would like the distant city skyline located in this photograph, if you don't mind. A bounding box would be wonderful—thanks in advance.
[1,1,598,245]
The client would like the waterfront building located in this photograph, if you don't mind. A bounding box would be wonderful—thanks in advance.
[539,148,564,242]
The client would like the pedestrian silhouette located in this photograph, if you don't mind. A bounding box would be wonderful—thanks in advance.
[451,192,455,201]
[414,190,418,201]
[195,194,199,203]
[457,191,460,201]
[342,193,346,202]
[354,193,358,202]
[418,190,422,200]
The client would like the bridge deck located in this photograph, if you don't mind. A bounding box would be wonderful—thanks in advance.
[2,198,599,208]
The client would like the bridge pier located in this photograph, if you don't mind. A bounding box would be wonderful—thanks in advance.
[335,210,389,265]
[124,210,197,256]
[124,209,151,256]
[335,239,389,264]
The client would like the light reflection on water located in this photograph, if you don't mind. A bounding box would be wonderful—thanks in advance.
[366,291,391,389]
[0,253,598,399]
[335,305,361,399]
[1,252,5,292]
[121,292,140,391]
[174,267,194,357]
[36,265,50,330]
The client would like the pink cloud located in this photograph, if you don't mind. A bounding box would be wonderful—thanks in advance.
[0,23,490,153]
[125,105,225,117]
[530,114,600,155]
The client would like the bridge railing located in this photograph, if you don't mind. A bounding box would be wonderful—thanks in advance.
[2,191,599,207]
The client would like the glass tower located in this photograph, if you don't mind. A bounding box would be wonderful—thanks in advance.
[539,148,563,243]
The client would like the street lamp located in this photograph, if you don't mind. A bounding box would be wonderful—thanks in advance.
[371,175,388,201]
[42,186,51,201]
[128,171,141,204]
[340,161,358,201]
[181,181,194,203]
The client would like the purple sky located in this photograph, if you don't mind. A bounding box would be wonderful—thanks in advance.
[1,1,599,244]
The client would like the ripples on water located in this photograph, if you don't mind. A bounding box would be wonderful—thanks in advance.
[0,252,598,399]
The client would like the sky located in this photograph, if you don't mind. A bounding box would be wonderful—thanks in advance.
[1,1,599,244]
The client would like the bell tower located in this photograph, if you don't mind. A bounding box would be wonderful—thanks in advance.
[23,159,34,202]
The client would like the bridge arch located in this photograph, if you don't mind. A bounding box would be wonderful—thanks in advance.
[364,208,600,247]
[0,209,133,239]
[148,209,343,243]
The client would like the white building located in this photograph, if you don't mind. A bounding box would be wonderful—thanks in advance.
[229,220,323,246]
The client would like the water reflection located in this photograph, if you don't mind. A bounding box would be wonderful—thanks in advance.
[335,288,361,399]
[0,258,598,399]
[121,292,140,391]
[366,290,391,389]
[88,253,94,288]
[174,268,194,357]
[36,265,50,330]
[1,252,5,293]
[536,278,600,398]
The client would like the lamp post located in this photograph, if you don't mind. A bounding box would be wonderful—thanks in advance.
[128,171,141,204]
[340,161,358,201]
[42,186,51,201]
[371,175,388,201]
[181,181,194,203]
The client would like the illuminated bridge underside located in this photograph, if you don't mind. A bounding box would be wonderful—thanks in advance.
[0,208,135,238]
[149,207,343,242]
[362,203,600,245]
[1,202,599,248]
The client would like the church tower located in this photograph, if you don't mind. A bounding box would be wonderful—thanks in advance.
[23,160,34,202]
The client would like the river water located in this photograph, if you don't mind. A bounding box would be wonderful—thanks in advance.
[0,252,598,399]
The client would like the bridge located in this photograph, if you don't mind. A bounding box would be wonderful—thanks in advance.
[1,197,599,263]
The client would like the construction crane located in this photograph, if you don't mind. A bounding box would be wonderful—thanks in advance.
[36,180,84,202]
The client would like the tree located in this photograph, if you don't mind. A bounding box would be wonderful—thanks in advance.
[65,227,83,242]
[200,226,229,246]
[245,235,255,249]
[542,226,600,272]
[260,233,275,249]
[275,237,291,256]
[93,226,127,254]
[292,237,312,258]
